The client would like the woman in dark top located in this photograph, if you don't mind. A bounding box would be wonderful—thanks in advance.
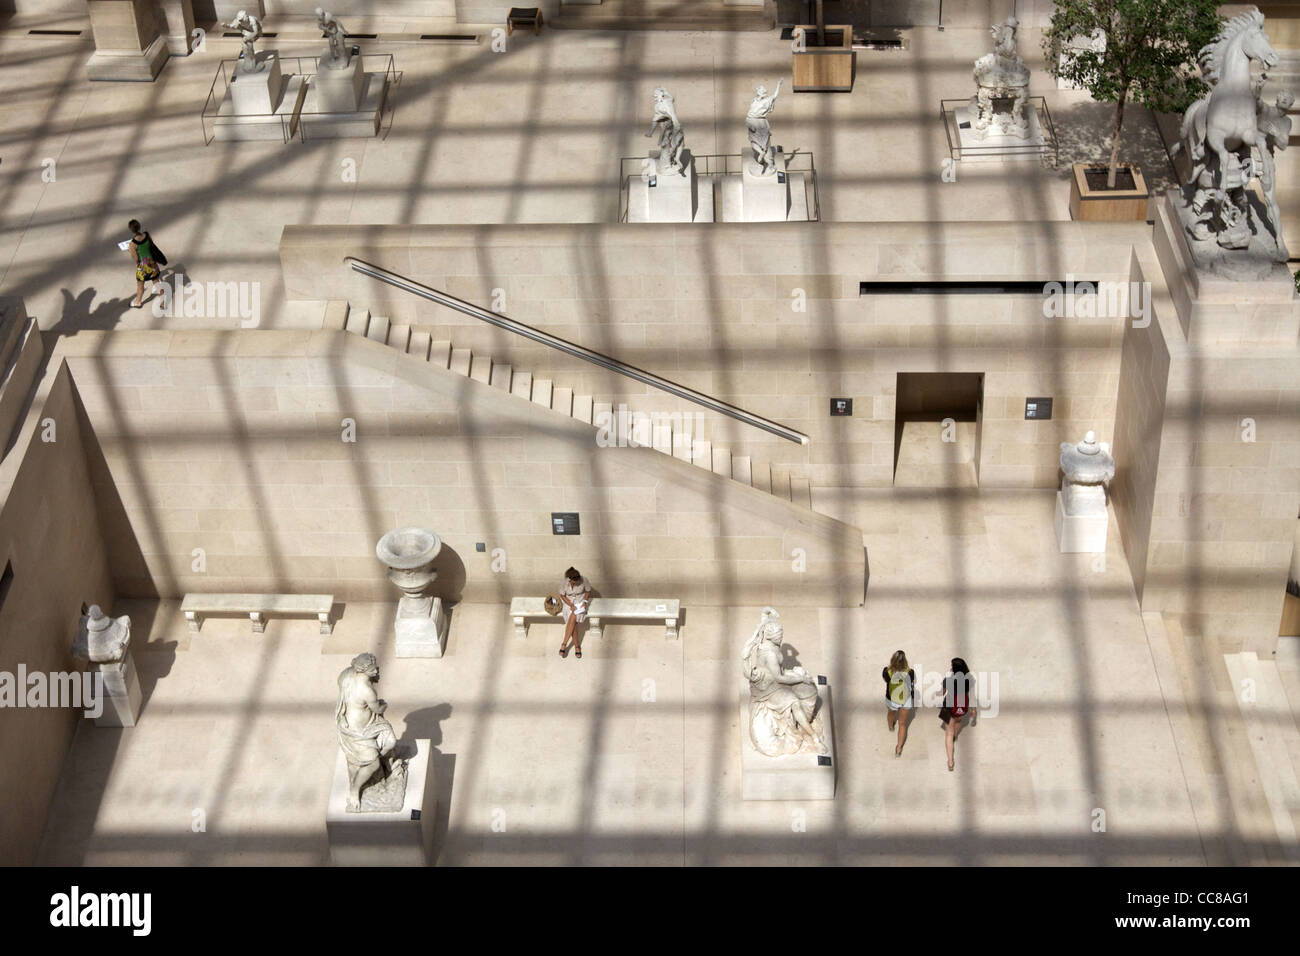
[939,657,977,771]
[882,649,915,757]
[126,219,163,309]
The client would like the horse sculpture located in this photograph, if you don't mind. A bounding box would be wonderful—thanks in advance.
[1176,7,1283,252]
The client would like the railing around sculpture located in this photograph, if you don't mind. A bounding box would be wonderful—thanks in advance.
[200,55,402,145]
[616,151,821,223]
[939,96,1058,165]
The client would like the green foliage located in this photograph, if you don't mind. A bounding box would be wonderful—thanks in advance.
[1044,0,1222,113]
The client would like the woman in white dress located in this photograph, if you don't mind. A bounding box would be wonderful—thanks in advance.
[558,567,591,659]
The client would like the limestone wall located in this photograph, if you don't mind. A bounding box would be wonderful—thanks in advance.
[281,221,1140,490]
[59,330,864,608]
[0,364,116,866]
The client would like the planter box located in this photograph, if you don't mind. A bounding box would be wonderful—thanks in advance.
[1281,592,1300,637]
[1068,163,1149,222]
[792,24,855,92]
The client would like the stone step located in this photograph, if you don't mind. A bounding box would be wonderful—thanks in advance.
[593,401,613,436]
[449,347,472,376]
[572,394,593,425]
[711,446,732,478]
[769,464,792,501]
[732,455,752,486]
[429,339,451,369]
[552,386,573,416]
[790,476,812,510]
[1228,652,1300,859]
[630,411,652,448]
[323,299,349,331]
[652,421,673,455]
[691,438,712,469]
[751,461,771,494]
[511,370,533,400]
[490,363,513,391]
[365,314,390,343]
[469,353,493,384]
[407,330,431,361]
[671,430,692,463]
[387,322,411,352]
[344,307,369,336]
[532,378,554,409]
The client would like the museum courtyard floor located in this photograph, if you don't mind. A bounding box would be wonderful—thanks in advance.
[2,11,1298,867]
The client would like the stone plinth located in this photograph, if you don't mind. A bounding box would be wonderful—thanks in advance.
[953,103,1044,163]
[627,151,701,223]
[300,68,388,140]
[159,0,196,56]
[86,0,168,81]
[1054,490,1108,553]
[312,54,365,112]
[395,597,450,658]
[739,157,791,223]
[1152,192,1298,346]
[739,681,836,800]
[327,739,437,866]
[88,651,142,728]
[230,53,285,115]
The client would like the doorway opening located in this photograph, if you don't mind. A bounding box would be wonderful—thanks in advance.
[893,372,984,487]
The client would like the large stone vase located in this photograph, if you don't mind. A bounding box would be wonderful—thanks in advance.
[376,528,449,658]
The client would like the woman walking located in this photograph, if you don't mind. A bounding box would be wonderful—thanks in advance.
[126,219,164,309]
[557,566,591,659]
[939,657,977,771]
[882,650,915,757]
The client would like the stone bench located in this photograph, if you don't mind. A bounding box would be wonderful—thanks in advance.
[509,597,680,640]
[182,593,336,634]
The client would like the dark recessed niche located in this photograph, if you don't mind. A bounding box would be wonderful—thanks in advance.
[859,280,1101,295]
[0,560,13,617]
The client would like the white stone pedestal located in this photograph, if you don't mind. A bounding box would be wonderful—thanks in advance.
[395,597,449,658]
[230,53,285,114]
[327,739,437,866]
[627,152,702,223]
[739,680,836,801]
[1054,491,1108,553]
[89,651,142,728]
[86,0,169,81]
[738,157,791,222]
[313,55,365,112]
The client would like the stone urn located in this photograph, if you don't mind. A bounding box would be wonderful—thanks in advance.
[376,528,449,658]
[1055,430,1115,553]
[72,605,141,727]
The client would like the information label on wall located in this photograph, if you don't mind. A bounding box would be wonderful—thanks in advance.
[551,513,580,536]
[1025,397,1053,420]
[830,398,853,417]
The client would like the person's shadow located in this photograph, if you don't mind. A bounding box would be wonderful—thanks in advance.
[51,287,132,334]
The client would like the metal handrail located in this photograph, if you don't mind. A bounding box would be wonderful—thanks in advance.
[345,257,810,445]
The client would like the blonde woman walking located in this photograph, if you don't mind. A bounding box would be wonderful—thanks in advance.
[882,650,915,757]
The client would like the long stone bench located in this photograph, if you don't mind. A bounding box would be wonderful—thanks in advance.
[509,597,680,640]
[182,593,336,634]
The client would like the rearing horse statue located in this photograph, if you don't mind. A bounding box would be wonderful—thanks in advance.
[1179,8,1278,186]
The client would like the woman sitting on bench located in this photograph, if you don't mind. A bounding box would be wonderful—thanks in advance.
[558,567,591,659]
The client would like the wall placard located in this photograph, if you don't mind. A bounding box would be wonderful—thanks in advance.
[551,513,580,536]
[1025,397,1053,420]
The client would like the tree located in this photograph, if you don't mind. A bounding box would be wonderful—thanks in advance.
[1044,0,1222,188]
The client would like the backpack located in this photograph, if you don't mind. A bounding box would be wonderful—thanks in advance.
[886,668,911,705]
[146,233,168,267]
[950,674,972,717]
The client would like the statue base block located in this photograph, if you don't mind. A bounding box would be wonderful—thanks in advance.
[327,738,437,866]
[89,651,142,728]
[300,69,388,140]
[1054,491,1108,554]
[229,53,285,114]
[86,34,169,82]
[312,54,365,112]
[953,103,1044,162]
[627,151,707,223]
[739,681,836,801]
[394,597,449,658]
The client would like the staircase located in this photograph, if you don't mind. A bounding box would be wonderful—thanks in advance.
[327,300,816,511]
[553,0,774,32]
[1143,611,1300,863]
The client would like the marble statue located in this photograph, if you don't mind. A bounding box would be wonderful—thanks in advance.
[316,7,350,69]
[1254,86,1293,260]
[741,607,829,757]
[1175,8,1288,267]
[336,653,407,812]
[972,16,1030,139]
[228,10,266,73]
[1059,431,1114,519]
[645,87,686,175]
[72,605,130,663]
[746,80,783,175]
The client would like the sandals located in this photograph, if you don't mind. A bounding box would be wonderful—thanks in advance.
[895,745,903,758]
[559,645,569,658]
[948,760,955,772]
[574,646,582,659]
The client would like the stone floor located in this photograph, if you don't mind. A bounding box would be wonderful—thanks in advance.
[0,16,1177,337]
[40,488,1229,866]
